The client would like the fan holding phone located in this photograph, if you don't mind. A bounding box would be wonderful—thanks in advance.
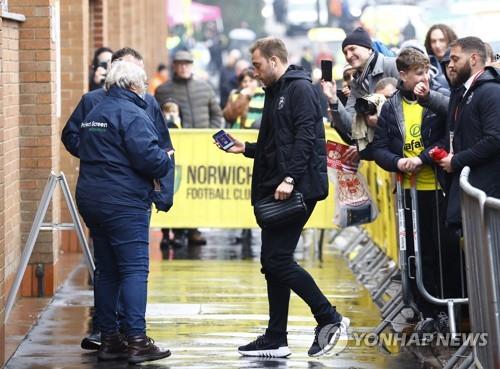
[320,27,399,141]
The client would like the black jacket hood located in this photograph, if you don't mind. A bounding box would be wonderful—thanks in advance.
[282,65,312,82]
[265,65,311,95]
[473,66,500,89]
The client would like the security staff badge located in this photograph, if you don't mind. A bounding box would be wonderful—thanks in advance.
[278,96,285,110]
[466,92,473,105]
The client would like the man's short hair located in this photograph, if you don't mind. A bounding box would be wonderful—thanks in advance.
[396,48,430,72]
[484,42,494,63]
[375,77,398,93]
[450,37,487,65]
[111,47,143,63]
[250,37,288,64]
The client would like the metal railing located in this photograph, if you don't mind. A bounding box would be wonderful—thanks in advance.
[458,166,500,369]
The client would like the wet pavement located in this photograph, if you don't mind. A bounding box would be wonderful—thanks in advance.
[6,229,426,369]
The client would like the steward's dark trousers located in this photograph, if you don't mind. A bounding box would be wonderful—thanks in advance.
[260,201,340,340]
[78,201,150,337]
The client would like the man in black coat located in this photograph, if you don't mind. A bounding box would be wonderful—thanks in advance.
[437,37,500,226]
[219,37,349,358]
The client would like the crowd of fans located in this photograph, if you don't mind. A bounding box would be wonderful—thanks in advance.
[65,15,500,362]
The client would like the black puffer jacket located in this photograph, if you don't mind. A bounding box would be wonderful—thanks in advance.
[244,66,328,205]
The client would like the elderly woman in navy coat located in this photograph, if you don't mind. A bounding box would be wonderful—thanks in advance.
[76,60,172,364]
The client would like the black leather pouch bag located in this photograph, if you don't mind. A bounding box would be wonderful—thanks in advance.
[254,191,308,229]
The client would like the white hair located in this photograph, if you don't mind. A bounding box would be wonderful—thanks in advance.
[104,60,147,94]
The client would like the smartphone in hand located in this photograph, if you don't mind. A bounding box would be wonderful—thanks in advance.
[213,130,235,151]
[321,60,333,82]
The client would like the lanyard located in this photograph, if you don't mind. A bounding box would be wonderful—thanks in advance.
[453,70,484,122]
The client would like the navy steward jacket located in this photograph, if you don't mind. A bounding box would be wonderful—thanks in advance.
[62,88,175,212]
[75,87,171,210]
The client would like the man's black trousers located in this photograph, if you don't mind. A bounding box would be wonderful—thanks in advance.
[260,200,340,340]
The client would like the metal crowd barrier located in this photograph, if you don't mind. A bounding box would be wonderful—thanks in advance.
[348,162,470,341]
[456,166,500,369]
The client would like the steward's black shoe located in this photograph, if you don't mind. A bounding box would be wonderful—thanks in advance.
[238,335,291,358]
[97,333,128,361]
[81,331,101,350]
[127,335,171,364]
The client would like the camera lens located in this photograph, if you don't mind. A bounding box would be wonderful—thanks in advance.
[355,98,377,115]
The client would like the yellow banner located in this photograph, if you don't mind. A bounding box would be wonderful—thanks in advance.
[150,129,340,229]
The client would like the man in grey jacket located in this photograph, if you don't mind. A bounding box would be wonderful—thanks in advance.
[155,50,223,128]
[321,27,399,140]
[155,50,223,246]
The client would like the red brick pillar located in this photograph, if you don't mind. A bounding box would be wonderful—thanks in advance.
[106,0,123,51]
[10,0,61,297]
[147,0,168,76]
[121,0,132,47]
[1,11,24,355]
[89,0,108,50]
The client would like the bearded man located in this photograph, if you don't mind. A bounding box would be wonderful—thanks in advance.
[437,36,500,226]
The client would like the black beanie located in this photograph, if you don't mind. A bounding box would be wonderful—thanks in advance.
[342,27,372,50]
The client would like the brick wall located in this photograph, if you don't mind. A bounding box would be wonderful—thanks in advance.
[10,0,60,296]
[0,12,5,367]
[103,0,168,76]
[2,20,21,280]
[106,0,123,51]
[89,0,107,50]
[59,0,89,252]
[0,0,169,361]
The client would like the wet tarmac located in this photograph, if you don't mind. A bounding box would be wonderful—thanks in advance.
[6,229,427,369]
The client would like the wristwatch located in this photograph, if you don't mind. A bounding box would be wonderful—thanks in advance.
[328,101,339,112]
[284,176,295,185]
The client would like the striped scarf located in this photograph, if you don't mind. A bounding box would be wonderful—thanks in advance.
[356,52,378,94]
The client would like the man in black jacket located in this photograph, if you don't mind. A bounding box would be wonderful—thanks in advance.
[220,37,349,358]
[438,37,500,225]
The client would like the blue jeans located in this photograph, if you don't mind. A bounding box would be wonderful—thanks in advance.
[78,201,150,337]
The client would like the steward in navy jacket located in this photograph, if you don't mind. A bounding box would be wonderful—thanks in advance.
[243,65,328,205]
[76,87,171,210]
[372,79,450,185]
[62,88,175,212]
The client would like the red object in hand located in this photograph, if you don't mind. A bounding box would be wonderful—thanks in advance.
[429,146,448,161]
